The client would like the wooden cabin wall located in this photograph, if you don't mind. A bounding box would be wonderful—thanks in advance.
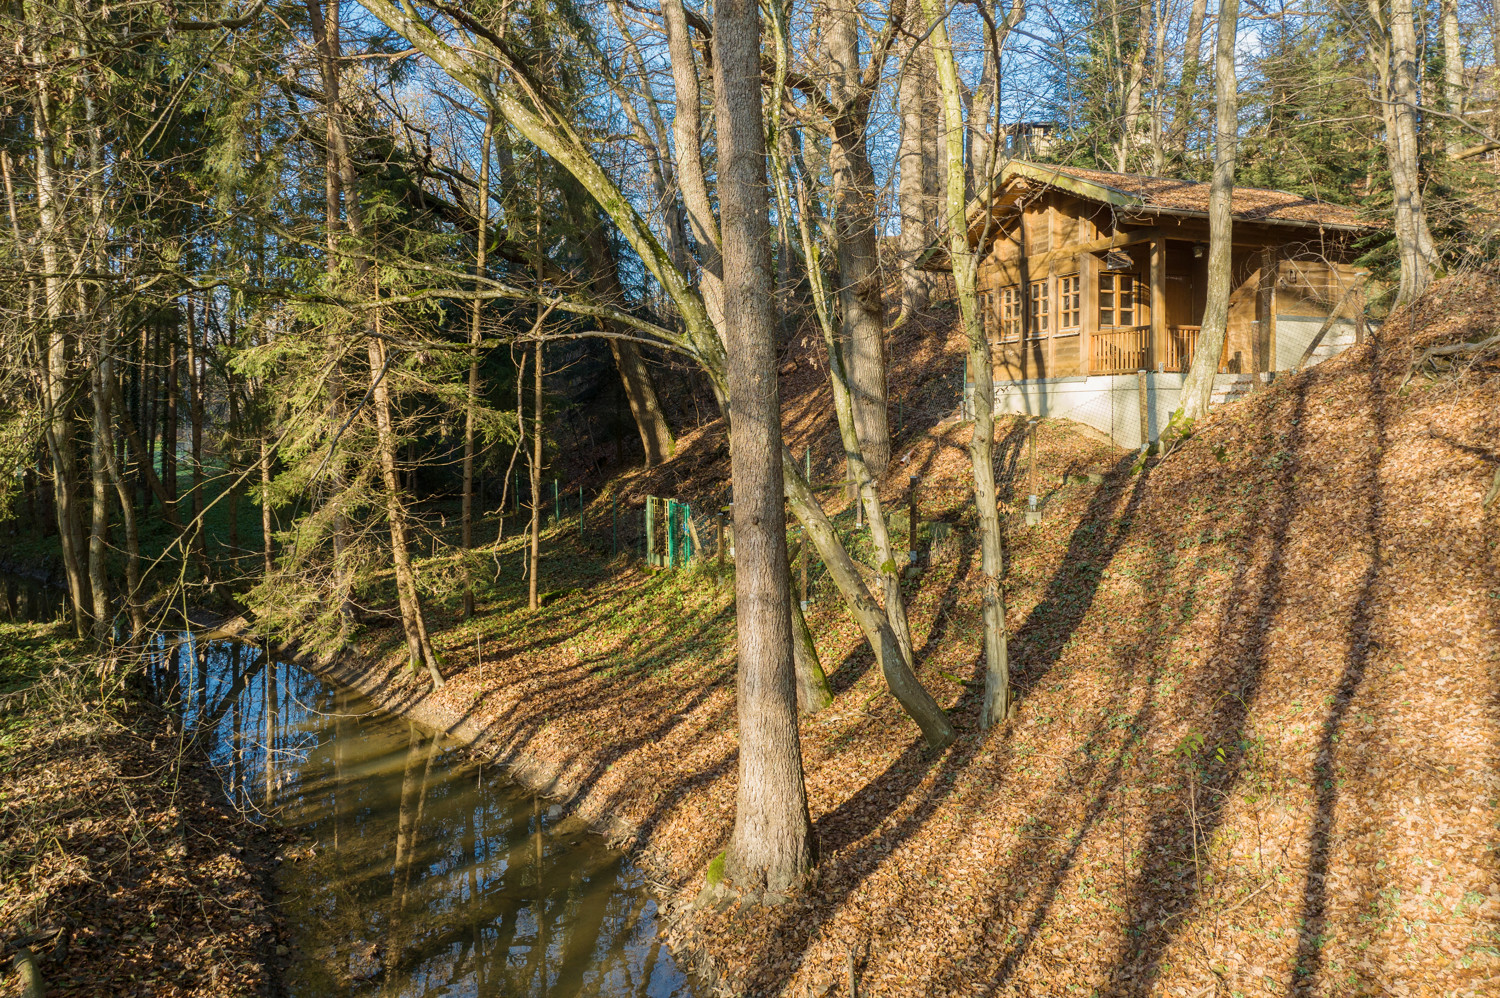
[1220,250,1268,373]
[973,186,1367,382]
[1275,258,1364,316]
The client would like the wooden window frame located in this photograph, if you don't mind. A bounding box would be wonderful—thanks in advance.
[1057,274,1082,335]
[1098,271,1138,328]
[999,286,1022,342]
[1026,280,1050,339]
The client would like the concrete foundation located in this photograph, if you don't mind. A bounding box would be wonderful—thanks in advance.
[968,315,1359,449]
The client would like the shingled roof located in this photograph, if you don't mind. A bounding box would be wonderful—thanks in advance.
[990,160,1373,230]
[919,159,1377,271]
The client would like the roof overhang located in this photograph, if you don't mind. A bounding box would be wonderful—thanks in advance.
[918,159,1374,271]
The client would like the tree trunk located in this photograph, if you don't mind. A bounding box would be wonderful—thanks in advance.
[307,0,357,630]
[462,108,494,621]
[313,0,441,682]
[826,1,891,479]
[186,299,208,578]
[1439,0,1464,157]
[662,0,726,336]
[1372,0,1440,301]
[609,340,673,466]
[260,437,275,578]
[765,18,951,742]
[897,42,931,319]
[369,326,445,688]
[31,63,89,635]
[88,348,111,642]
[1117,0,1152,172]
[923,0,1013,730]
[1167,0,1210,162]
[788,553,832,714]
[528,338,543,612]
[582,226,674,467]
[99,379,145,640]
[714,0,814,899]
[1180,0,1241,422]
[164,330,178,506]
[967,39,998,196]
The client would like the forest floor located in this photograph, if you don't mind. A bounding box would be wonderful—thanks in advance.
[338,271,1500,998]
[0,621,283,997]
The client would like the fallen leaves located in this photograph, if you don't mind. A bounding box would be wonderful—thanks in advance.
[343,274,1499,997]
[0,627,280,998]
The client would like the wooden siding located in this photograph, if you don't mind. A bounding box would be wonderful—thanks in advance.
[977,194,1365,382]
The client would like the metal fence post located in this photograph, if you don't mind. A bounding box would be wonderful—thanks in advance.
[646,497,656,567]
[665,499,676,568]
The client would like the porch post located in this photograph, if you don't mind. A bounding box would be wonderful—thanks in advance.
[1150,237,1166,371]
[1079,250,1098,376]
[1257,247,1277,373]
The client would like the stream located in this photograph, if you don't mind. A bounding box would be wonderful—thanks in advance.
[163,636,693,997]
[4,575,693,997]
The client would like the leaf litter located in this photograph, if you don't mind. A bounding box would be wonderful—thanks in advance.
[337,273,1500,998]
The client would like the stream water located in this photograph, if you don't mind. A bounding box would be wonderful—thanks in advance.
[162,637,693,997]
[2,572,692,998]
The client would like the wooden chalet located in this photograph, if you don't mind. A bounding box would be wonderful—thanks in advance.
[932,161,1377,383]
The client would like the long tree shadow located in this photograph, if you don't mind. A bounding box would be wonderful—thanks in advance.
[914,475,1225,997]
[1284,334,1389,995]
[734,730,994,996]
[1007,448,1150,696]
[1097,374,1318,997]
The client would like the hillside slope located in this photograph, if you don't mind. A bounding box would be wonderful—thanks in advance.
[357,274,1499,997]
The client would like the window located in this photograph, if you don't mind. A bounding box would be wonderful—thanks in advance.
[1000,286,1021,341]
[1099,272,1136,327]
[979,291,993,339]
[1027,280,1049,338]
[1058,274,1081,331]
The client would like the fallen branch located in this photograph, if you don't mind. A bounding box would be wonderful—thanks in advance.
[1401,334,1500,388]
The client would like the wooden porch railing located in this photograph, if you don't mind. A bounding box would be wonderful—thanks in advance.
[1159,325,1201,372]
[1089,325,1150,375]
[1089,325,1203,375]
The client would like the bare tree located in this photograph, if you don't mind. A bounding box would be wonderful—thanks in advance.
[1179,0,1240,421]
[1365,0,1440,301]
[921,0,1022,730]
[714,0,814,899]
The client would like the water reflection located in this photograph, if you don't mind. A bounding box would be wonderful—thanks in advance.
[156,636,691,998]
[0,573,64,623]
